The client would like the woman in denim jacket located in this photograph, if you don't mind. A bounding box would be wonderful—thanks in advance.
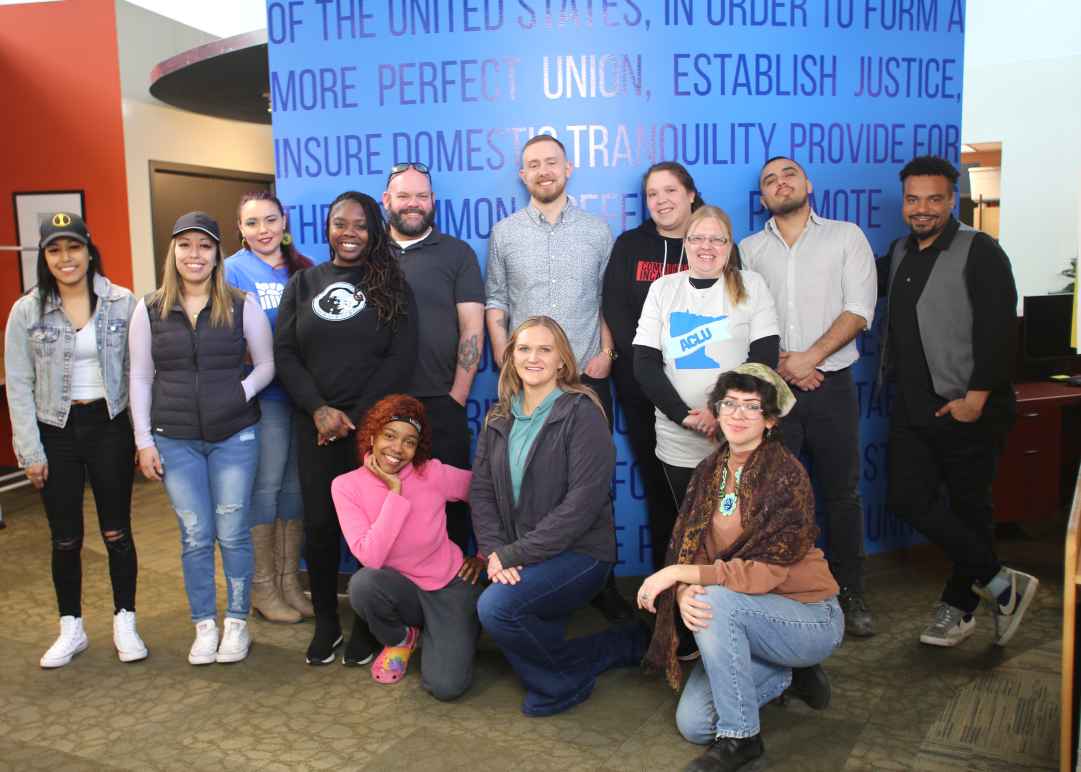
[4,212,144,669]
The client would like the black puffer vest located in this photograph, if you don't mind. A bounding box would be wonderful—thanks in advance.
[146,293,260,442]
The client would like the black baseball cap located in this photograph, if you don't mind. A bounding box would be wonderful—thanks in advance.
[172,211,221,243]
[39,212,89,248]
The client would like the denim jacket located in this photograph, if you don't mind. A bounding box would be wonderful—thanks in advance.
[4,274,136,468]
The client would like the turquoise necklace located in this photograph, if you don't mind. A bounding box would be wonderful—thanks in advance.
[718,455,743,517]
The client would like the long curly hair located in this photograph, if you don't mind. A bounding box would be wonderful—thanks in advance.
[325,191,408,329]
[355,394,433,471]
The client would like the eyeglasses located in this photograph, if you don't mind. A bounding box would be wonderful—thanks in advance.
[685,235,730,247]
[387,162,431,185]
[716,399,764,417]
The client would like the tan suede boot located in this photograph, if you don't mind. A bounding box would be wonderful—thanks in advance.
[251,523,302,623]
[280,519,315,618]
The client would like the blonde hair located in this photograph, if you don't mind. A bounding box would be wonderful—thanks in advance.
[685,205,746,306]
[151,236,245,327]
[486,316,605,425]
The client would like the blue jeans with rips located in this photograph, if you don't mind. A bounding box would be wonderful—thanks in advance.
[675,586,844,743]
[157,426,259,622]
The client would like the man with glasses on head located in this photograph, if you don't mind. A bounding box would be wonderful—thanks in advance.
[739,156,878,638]
[384,161,485,554]
[485,133,633,623]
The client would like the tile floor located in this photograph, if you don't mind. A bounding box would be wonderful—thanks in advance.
[0,479,1065,771]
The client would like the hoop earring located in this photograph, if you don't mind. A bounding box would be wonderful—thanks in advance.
[282,232,293,246]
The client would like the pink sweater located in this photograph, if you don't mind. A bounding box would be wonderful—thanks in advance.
[331,458,471,591]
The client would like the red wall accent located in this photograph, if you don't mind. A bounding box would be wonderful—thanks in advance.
[0,0,131,467]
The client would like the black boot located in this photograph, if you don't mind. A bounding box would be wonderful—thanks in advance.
[838,587,874,637]
[784,664,831,710]
[590,573,635,623]
[305,615,343,665]
[342,615,379,667]
[684,734,765,771]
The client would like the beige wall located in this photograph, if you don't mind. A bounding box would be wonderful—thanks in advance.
[115,0,273,296]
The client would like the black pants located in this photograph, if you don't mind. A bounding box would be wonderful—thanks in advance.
[661,463,696,517]
[420,395,473,555]
[887,412,1010,613]
[580,374,614,433]
[348,567,482,701]
[780,369,866,592]
[294,413,357,621]
[611,359,678,569]
[39,402,137,617]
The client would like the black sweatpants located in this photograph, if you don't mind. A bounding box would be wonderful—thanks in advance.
[419,395,473,555]
[294,413,357,621]
[39,402,137,617]
[780,369,866,593]
[611,358,678,569]
[887,409,1011,613]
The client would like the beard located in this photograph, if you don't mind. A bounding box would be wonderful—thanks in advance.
[528,177,567,204]
[388,206,434,238]
[766,190,809,216]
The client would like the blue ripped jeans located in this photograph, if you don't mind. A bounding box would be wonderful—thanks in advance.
[675,586,844,743]
[157,427,259,622]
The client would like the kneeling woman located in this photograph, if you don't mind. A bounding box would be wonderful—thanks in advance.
[639,364,843,772]
[331,394,485,700]
[471,316,646,717]
[130,212,274,665]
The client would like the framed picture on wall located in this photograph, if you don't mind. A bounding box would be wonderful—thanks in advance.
[12,190,85,292]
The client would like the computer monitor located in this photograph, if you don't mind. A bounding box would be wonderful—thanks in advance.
[1020,293,1080,379]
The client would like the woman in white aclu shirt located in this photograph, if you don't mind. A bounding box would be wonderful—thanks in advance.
[633,205,780,512]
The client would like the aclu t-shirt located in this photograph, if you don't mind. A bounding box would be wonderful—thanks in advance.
[634,270,779,468]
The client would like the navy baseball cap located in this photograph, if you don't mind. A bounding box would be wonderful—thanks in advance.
[172,211,221,243]
[39,212,89,248]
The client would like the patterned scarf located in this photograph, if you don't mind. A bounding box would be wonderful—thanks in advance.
[643,438,818,690]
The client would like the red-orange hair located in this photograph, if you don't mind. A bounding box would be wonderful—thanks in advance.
[355,394,433,470]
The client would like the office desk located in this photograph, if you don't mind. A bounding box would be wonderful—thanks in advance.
[993,381,1081,522]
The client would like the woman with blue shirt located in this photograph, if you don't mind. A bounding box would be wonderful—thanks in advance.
[4,213,145,668]
[225,192,314,623]
[470,315,647,716]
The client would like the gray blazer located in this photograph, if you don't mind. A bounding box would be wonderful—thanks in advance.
[470,391,617,569]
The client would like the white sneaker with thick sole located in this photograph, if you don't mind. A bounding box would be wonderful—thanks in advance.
[919,603,975,647]
[974,567,1039,647]
[40,615,89,668]
[189,619,219,665]
[113,609,149,663]
[216,618,251,663]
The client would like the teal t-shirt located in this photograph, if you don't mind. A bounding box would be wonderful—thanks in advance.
[508,387,563,505]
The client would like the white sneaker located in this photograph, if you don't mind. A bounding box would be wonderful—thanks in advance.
[40,615,89,668]
[919,603,975,647]
[113,609,149,663]
[973,567,1039,647]
[216,618,251,663]
[189,619,219,665]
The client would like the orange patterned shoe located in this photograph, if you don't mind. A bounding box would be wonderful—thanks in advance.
[370,626,420,684]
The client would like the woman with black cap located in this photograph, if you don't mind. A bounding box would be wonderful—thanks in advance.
[5,212,144,668]
[129,211,275,665]
[274,191,418,665]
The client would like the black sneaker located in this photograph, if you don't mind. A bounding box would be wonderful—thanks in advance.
[838,587,874,637]
[305,617,343,665]
[677,626,700,662]
[342,616,379,667]
[683,733,765,772]
[784,665,831,710]
[590,579,635,624]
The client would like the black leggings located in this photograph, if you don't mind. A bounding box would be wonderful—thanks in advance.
[39,402,137,617]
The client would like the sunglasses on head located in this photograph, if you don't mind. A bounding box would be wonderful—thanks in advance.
[387,162,431,185]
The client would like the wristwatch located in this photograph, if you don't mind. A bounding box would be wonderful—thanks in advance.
[601,347,618,361]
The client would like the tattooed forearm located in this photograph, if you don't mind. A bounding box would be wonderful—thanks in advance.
[457,334,480,372]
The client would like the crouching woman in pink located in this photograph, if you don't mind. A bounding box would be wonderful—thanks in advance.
[331,393,485,699]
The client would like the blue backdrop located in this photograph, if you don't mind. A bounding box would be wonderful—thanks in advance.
[266,0,967,575]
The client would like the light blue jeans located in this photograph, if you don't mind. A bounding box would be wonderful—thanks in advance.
[157,427,259,622]
[249,397,302,526]
[675,586,844,742]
